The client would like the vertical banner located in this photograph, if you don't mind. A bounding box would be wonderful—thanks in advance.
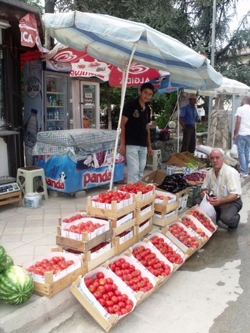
[24,60,43,166]
[19,13,43,51]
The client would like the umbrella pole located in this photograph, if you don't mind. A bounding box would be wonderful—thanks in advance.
[109,45,137,190]
[177,89,180,153]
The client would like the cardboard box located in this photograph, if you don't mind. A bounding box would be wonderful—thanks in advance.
[117,183,156,209]
[165,165,198,176]
[147,232,186,271]
[60,211,87,227]
[140,170,167,186]
[70,267,137,332]
[162,222,200,257]
[23,252,87,297]
[177,188,190,214]
[153,210,178,227]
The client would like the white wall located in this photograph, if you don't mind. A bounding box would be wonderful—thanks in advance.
[0,138,8,176]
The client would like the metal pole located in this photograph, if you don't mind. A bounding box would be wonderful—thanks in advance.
[207,0,217,144]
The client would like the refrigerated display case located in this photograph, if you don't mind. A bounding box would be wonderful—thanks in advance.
[44,72,69,131]
[80,81,100,129]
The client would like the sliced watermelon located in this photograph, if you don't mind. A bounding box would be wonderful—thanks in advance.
[0,266,34,305]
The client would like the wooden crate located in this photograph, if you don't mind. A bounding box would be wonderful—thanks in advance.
[113,227,137,255]
[85,245,117,272]
[136,218,153,241]
[23,252,87,297]
[87,196,136,219]
[70,267,137,332]
[154,190,179,213]
[56,228,113,252]
[134,188,156,209]
[135,204,154,225]
[112,218,136,237]
[152,210,178,227]
[0,190,22,207]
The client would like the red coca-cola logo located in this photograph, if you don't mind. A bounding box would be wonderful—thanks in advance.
[83,169,111,187]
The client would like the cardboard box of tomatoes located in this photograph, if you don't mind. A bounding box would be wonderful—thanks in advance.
[135,203,154,225]
[23,252,87,297]
[153,209,178,227]
[114,227,137,255]
[154,190,178,213]
[184,206,217,235]
[70,266,137,332]
[136,218,153,241]
[56,217,112,252]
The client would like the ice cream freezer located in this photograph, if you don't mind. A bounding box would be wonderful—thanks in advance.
[31,129,124,193]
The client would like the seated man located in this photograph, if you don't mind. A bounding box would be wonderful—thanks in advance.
[200,148,243,231]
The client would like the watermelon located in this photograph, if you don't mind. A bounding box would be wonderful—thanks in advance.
[0,246,7,273]
[5,255,14,269]
[0,266,34,305]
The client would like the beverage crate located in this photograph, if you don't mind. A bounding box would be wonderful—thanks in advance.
[152,209,178,227]
[23,252,87,297]
[187,184,202,207]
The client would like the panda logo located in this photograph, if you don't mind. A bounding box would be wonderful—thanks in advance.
[59,171,67,183]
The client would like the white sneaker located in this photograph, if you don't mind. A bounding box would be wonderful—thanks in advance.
[240,173,248,178]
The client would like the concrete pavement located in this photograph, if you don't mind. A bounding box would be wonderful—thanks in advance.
[1,177,250,333]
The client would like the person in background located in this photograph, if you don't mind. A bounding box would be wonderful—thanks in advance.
[233,96,250,178]
[179,94,200,153]
[120,82,154,183]
[200,148,242,231]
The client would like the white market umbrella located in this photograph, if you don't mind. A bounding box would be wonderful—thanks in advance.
[44,11,223,189]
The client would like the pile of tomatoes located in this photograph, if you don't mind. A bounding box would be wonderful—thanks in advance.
[92,191,131,204]
[64,220,104,234]
[150,236,184,265]
[189,210,215,232]
[62,213,84,223]
[118,182,153,195]
[85,272,134,315]
[181,216,208,238]
[132,245,171,277]
[27,256,75,276]
[168,224,199,248]
[109,258,154,293]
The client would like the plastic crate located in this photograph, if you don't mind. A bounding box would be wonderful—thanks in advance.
[187,184,202,208]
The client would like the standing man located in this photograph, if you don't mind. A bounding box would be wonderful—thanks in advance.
[120,82,154,183]
[233,96,250,178]
[200,148,242,231]
[179,94,200,153]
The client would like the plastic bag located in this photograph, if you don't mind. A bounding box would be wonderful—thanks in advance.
[199,194,217,221]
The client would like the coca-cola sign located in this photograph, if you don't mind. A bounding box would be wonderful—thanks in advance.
[19,13,43,51]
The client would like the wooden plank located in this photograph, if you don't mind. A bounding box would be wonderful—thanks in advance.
[33,264,87,297]
[56,229,113,252]
[0,190,22,207]
[114,233,137,255]
[135,206,154,225]
[87,200,136,219]
[136,219,153,241]
[112,218,136,236]
[152,211,178,227]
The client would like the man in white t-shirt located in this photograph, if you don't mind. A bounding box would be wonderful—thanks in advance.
[233,96,250,177]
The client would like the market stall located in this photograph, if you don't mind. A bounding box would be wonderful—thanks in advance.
[31,128,125,193]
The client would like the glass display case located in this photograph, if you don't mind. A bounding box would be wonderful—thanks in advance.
[44,72,69,131]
